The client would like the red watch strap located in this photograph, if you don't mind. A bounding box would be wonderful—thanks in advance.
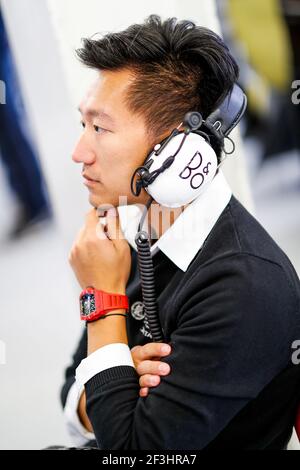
[95,290,129,314]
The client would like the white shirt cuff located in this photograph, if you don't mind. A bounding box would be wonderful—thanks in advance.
[64,382,95,446]
[75,343,135,391]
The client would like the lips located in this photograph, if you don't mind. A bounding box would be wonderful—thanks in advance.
[83,173,100,182]
[82,173,102,189]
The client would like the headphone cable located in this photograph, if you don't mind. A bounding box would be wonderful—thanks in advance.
[135,196,164,342]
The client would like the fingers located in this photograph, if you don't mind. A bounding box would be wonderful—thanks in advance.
[136,359,170,377]
[131,343,171,365]
[84,207,123,242]
[106,207,126,242]
[139,374,161,389]
[85,207,98,218]
[130,343,172,398]
[139,387,149,398]
[83,208,108,241]
[95,216,110,241]
[85,208,99,228]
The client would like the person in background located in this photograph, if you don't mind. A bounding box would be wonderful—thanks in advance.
[0,8,52,239]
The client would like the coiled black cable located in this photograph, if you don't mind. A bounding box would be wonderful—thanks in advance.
[135,197,164,342]
[132,130,189,343]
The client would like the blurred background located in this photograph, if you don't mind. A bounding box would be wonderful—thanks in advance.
[0,0,299,449]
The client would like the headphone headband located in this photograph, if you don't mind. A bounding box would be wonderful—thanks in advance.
[204,84,247,139]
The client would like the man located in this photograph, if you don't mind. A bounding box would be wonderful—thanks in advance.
[61,15,300,450]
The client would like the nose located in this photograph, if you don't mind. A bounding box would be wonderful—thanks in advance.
[72,134,96,165]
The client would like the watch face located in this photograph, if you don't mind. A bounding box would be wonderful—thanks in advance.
[80,293,96,318]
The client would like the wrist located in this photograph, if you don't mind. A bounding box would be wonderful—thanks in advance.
[80,287,128,323]
[88,308,127,324]
[87,314,128,355]
[92,285,126,295]
[105,308,127,314]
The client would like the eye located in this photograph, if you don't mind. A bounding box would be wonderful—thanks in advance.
[80,121,86,129]
[94,125,107,134]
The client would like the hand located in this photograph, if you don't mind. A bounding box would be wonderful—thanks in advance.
[69,207,131,294]
[131,342,172,397]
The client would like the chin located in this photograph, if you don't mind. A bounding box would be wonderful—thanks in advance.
[88,192,117,210]
[88,193,103,209]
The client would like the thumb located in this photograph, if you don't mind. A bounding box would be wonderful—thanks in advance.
[106,207,125,242]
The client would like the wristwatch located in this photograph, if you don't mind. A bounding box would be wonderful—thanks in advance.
[79,287,129,322]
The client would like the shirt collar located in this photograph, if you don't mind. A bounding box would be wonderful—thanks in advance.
[119,170,232,272]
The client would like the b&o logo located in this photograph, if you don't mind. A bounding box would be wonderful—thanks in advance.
[179,151,212,189]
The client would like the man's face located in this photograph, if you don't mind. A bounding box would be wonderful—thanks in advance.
[72,68,152,209]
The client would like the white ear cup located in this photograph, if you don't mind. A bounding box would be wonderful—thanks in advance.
[145,132,218,207]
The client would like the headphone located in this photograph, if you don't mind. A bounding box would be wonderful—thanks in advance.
[131,84,247,208]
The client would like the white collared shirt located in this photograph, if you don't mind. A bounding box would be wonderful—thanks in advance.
[120,170,232,271]
[66,171,232,445]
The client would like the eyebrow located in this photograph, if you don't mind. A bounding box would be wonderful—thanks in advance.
[78,106,115,124]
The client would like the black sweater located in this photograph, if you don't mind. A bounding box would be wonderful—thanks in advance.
[61,196,300,450]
